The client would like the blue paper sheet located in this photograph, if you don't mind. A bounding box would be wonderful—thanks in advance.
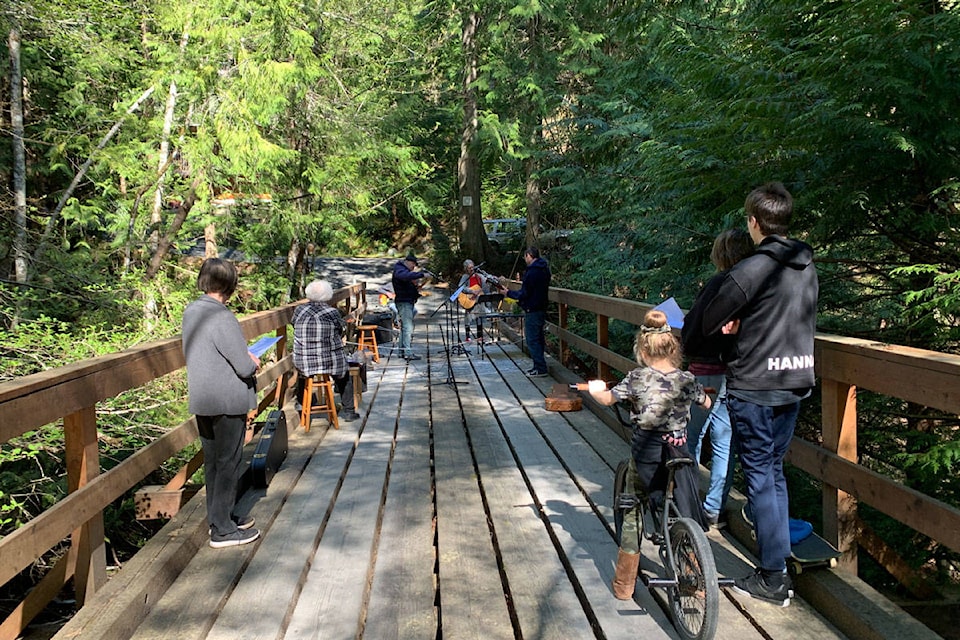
[653,297,685,329]
[248,336,281,358]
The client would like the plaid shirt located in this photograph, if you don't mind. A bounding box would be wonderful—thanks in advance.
[291,301,348,377]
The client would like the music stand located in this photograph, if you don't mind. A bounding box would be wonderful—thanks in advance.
[428,285,468,352]
[447,286,470,355]
[429,284,463,318]
[473,293,504,359]
[432,311,468,387]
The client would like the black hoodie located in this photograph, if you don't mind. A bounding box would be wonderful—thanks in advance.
[701,235,818,393]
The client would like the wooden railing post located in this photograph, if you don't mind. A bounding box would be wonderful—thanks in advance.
[820,378,858,573]
[274,326,289,407]
[558,303,568,368]
[63,405,107,604]
[597,314,610,381]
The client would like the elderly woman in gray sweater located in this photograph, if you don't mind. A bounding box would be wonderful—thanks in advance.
[182,258,261,548]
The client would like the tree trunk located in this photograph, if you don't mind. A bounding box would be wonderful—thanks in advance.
[9,28,27,289]
[457,9,488,262]
[204,223,218,259]
[149,29,189,253]
[524,156,541,250]
[144,176,202,280]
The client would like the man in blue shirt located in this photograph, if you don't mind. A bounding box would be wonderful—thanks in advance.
[392,253,427,361]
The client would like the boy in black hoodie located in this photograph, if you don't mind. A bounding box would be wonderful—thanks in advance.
[702,182,818,607]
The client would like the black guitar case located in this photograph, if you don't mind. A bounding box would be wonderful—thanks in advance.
[251,410,288,488]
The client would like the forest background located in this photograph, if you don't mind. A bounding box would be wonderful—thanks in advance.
[3,0,960,621]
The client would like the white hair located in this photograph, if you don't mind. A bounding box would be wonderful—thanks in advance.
[305,279,333,302]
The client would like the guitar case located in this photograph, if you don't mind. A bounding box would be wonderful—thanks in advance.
[251,409,288,488]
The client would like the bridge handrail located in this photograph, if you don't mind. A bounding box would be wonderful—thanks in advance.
[547,286,960,586]
[0,283,365,639]
[3,280,959,636]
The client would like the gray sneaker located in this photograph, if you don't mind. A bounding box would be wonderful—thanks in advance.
[209,515,255,536]
[209,527,260,549]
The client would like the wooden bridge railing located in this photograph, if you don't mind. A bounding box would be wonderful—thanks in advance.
[3,280,959,637]
[547,286,960,596]
[0,284,366,640]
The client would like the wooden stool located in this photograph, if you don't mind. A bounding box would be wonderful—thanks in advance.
[349,363,363,410]
[356,324,380,363]
[300,373,339,431]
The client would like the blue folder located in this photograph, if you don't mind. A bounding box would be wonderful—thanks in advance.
[653,297,685,329]
[248,336,281,358]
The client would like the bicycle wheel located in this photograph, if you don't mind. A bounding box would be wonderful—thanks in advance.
[613,459,629,541]
[666,517,719,640]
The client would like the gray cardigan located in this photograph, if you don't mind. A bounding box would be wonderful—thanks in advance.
[182,295,257,416]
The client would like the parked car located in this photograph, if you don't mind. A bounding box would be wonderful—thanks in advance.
[483,218,527,249]
[484,218,572,252]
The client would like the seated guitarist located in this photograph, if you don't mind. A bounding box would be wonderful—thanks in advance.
[457,259,491,342]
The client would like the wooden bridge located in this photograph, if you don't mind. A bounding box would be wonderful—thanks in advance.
[1,282,957,639]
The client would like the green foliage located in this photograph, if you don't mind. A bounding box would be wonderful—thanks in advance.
[6,0,960,599]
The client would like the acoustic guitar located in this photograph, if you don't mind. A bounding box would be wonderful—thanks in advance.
[457,269,500,310]
[458,285,483,310]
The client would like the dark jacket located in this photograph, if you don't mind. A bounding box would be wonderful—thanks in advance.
[506,257,551,312]
[702,235,818,392]
[681,271,735,367]
[392,260,425,304]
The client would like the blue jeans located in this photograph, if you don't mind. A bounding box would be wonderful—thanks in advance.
[524,310,547,373]
[687,374,724,463]
[728,396,798,572]
[397,301,416,357]
[687,376,735,517]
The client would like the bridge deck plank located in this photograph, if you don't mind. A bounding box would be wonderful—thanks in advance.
[54,315,856,640]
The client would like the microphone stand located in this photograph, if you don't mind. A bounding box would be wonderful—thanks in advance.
[432,309,468,387]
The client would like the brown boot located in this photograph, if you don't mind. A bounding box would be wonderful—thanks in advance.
[612,548,640,599]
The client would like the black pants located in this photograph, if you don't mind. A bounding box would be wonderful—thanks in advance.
[630,429,709,531]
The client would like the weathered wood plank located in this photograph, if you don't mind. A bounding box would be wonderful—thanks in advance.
[787,438,960,554]
[201,421,361,639]
[52,494,208,640]
[427,333,514,640]
[284,361,405,639]
[0,420,199,589]
[456,355,595,639]
[364,357,437,639]
[128,412,330,640]
[488,354,677,638]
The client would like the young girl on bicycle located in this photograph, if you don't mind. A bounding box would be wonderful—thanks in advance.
[586,308,712,599]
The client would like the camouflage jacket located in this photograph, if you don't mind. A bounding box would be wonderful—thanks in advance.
[611,366,707,433]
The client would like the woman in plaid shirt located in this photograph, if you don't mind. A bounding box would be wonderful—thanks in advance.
[292,280,358,422]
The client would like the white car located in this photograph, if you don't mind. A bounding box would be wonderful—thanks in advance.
[483,218,527,248]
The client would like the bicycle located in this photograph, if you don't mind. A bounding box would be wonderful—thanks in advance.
[613,454,722,640]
